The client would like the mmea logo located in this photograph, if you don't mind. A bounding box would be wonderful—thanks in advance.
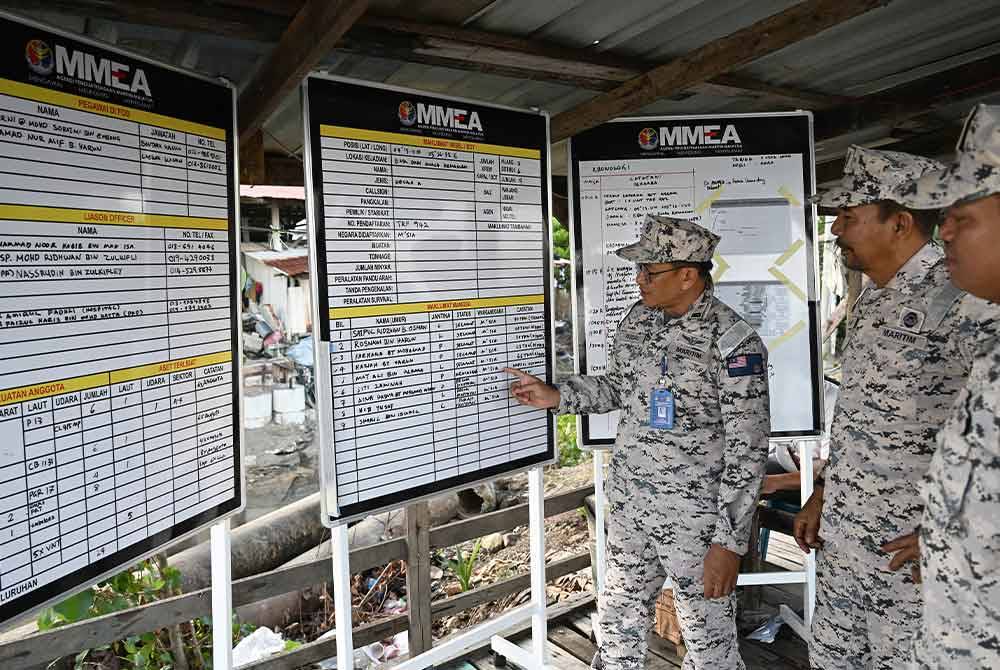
[24,39,53,76]
[398,100,483,132]
[25,39,152,97]
[639,123,742,149]
[637,127,658,151]
[398,100,416,126]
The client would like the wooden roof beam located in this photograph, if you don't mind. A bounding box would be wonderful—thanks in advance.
[550,0,890,142]
[341,16,849,105]
[237,0,369,148]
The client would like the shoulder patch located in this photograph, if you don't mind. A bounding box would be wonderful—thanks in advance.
[925,282,964,331]
[717,321,756,358]
[726,353,765,377]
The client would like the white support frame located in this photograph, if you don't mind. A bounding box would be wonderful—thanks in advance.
[211,520,234,670]
[589,439,818,646]
[329,466,553,670]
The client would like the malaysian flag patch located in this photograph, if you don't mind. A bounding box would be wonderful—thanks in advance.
[726,352,764,377]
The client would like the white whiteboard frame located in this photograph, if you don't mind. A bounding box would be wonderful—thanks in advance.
[301,73,558,527]
[0,8,246,630]
[567,111,824,447]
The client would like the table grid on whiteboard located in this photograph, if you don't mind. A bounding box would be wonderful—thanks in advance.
[0,79,236,607]
[320,125,549,507]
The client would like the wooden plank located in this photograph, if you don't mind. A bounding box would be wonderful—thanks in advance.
[237,0,369,146]
[549,0,888,142]
[547,624,596,665]
[0,488,590,666]
[0,535,407,668]
[406,502,433,656]
[431,594,596,670]
[243,613,409,670]
[431,552,590,620]
[515,630,590,670]
[337,17,847,105]
[240,129,266,184]
[645,633,685,669]
[429,486,593,549]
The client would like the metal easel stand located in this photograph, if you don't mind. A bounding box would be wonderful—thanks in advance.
[330,466,553,670]
[211,519,234,669]
[587,440,819,644]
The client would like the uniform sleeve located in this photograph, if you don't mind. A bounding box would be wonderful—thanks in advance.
[712,335,771,554]
[555,356,625,416]
[555,305,638,416]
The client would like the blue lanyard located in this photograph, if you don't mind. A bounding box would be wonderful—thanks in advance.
[660,356,668,377]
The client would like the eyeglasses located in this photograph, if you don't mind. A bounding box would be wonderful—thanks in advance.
[636,264,683,281]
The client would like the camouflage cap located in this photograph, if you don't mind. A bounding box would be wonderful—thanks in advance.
[616,214,720,264]
[811,145,945,208]
[893,104,1000,209]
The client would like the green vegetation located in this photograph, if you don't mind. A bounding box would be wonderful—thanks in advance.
[37,557,256,669]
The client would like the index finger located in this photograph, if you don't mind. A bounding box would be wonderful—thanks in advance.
[503,367,534,382]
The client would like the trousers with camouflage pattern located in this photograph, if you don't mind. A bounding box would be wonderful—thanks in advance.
[594,473,745,670]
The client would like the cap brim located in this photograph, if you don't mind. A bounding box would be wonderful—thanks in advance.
[808,185,875,209]
[893,164,998,209]
[615,240,654,263]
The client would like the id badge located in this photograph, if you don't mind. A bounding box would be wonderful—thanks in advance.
[649,387,675,430]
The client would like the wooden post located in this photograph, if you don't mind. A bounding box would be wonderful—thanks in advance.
[405,501,433,657]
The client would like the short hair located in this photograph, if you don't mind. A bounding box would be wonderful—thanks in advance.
[877,200,940,238]
[672,260,714,280]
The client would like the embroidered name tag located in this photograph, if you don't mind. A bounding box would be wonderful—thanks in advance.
[726,353,765,377]
[675,345,704,360]
[878,326,929,350]
[616,330,643,344]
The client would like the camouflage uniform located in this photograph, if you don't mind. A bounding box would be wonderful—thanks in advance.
[893,104,1000,669]
[558,215,771,670]
[808,147,987,670]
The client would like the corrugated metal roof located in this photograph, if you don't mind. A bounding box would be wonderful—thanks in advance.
[4,0,999,176]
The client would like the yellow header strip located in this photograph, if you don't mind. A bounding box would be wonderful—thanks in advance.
[111,351,232,383]
[0,352,234,406]
[321,125,540,160]
[329,294,544,319]
[0,372,109,406]
[0,78,227,141]
[0,204,228,230]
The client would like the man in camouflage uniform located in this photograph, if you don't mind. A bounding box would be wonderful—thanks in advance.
[793,146,988,669]
[893,103,1000,669]
[506,215,770,670]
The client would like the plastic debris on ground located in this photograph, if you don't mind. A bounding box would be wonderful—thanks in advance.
[316,630,411,668]
[287,336,314,367]
[746,613,785,643]
[232,626,286,666]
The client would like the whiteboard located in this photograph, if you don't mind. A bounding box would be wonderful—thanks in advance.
[303,75,555,525]
[569,113,822,444]
[0,12,243,625]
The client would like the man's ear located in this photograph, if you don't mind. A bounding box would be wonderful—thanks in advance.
[893,209,916,237]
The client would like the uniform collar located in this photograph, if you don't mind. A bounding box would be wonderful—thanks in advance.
[658,281,714,327]
[884,242,943,296]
